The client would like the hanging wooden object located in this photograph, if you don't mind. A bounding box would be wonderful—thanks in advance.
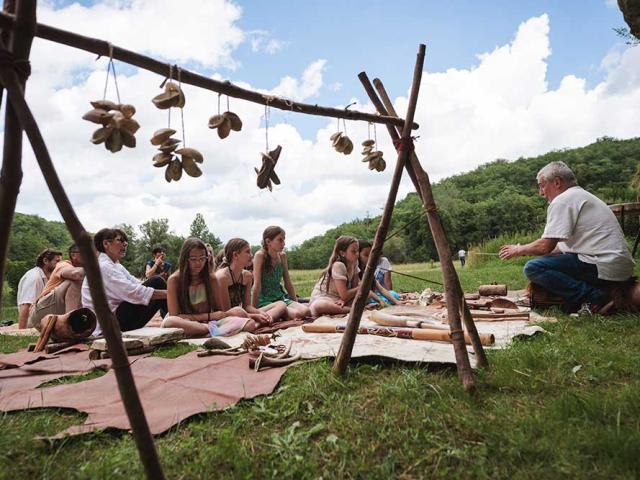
[255,145,282,191]
[150,67,203,181]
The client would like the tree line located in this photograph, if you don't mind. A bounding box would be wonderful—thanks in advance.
[3,213,221,305]
[286,137,640,268]
[4,136,639,303]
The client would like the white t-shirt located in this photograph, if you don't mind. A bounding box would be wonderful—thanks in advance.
[458,250,466,258]
[542,186,634,281]
[16,266,47,305]
[374,257,391,283]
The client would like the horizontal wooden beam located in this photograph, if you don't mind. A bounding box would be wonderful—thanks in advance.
[0,11,418,130]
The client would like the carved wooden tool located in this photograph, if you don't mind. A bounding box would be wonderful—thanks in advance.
[303,323,494,346]
[370,310,448,330]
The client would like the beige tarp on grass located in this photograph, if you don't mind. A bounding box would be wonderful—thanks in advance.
[184,305,549,367]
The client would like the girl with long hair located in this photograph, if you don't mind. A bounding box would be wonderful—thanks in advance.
[309,236,376,316]
[215,238,287,324]
[163,237,257,337]
[252,226,310,320]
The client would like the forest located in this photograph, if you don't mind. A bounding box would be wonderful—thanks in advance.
[4,136,639,302]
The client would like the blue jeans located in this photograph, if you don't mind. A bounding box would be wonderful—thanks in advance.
[524,253,609,305]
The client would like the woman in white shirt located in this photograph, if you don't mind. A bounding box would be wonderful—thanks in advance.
[82,228,167,331]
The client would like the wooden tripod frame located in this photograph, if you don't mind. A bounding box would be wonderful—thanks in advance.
[0,2,486,478]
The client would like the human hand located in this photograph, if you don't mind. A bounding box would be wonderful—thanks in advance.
[334,299,345,308]
[252,312,272,326]
[499,244,520,260]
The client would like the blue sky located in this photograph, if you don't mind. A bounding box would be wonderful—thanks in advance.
[10,0,640,245]
[232,0,626,136]
[62,0,627,138]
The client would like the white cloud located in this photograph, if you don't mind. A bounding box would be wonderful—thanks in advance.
[394,14,640,181]
[32,0,244,87]
[7,11,640,250]
[269,59,327,100]
[248,31,288,54]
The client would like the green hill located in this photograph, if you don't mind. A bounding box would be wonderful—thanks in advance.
[287,136,640,268]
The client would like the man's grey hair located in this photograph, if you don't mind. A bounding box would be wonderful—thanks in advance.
[536,161,578,186]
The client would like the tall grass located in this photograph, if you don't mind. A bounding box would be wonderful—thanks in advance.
[467,230,542,268]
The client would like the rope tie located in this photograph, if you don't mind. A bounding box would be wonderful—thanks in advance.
[0,48,31,81]
[448,328,464,339]
[393,135,415,153]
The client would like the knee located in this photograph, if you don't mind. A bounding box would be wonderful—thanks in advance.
[228,306,248,317]
[523,258,544,281]
[244,320,257,332]
[144,276,167,289]
[161,316,180,328]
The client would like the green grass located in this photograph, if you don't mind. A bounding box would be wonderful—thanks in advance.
[1,261,639,479]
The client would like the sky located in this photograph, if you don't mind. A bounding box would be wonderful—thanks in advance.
[6,0,640,247]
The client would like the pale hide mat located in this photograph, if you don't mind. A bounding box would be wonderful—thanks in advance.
[184,305,550,368]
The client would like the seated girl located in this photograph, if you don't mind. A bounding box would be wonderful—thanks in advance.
[162,237,257,338]
[253,226,310,320]
[215,238,287,325]
[358,240,402,305]
[309,236,376,317]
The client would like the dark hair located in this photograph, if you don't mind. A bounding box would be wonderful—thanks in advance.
[35,249,62,268]
[214,250,225,270]
[68,243,80,256]
[357,240,372,280]
[176,237,214,314]
[152,246,166,255]
[261,226,285,274]
[218,238,250,269]
[93,228,128,253]
[318,235,358,292]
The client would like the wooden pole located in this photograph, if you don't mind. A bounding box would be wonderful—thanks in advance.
[333,44,426,376]
[0,37,165,480]
[0,0,34,312]
[374,77,488,370]
[0,11,417,131]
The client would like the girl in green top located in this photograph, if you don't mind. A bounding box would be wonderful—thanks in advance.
[252,226,310,320]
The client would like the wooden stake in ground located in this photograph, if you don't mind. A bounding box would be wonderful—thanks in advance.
[358,76,487,388]
[0,0,35,315]
[372,78,488,370]
[0,30,165,480]
[333,44,426,376]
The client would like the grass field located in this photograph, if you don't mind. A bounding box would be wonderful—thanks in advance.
[1,260,639,479]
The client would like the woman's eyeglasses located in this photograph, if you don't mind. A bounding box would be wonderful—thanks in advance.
[188,255,208,263]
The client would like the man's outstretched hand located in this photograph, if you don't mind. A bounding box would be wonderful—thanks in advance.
[499,244,520,260]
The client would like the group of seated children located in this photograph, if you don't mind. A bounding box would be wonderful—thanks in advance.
[21,226,399,338]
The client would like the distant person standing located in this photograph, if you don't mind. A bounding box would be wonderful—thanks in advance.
[16,249,62,329]
[145,246,173,280]
[458,249,466,267]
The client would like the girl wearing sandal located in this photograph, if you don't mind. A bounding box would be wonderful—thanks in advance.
[215,238,287,325]
[163,237,257,338]
[252,226,310,320]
